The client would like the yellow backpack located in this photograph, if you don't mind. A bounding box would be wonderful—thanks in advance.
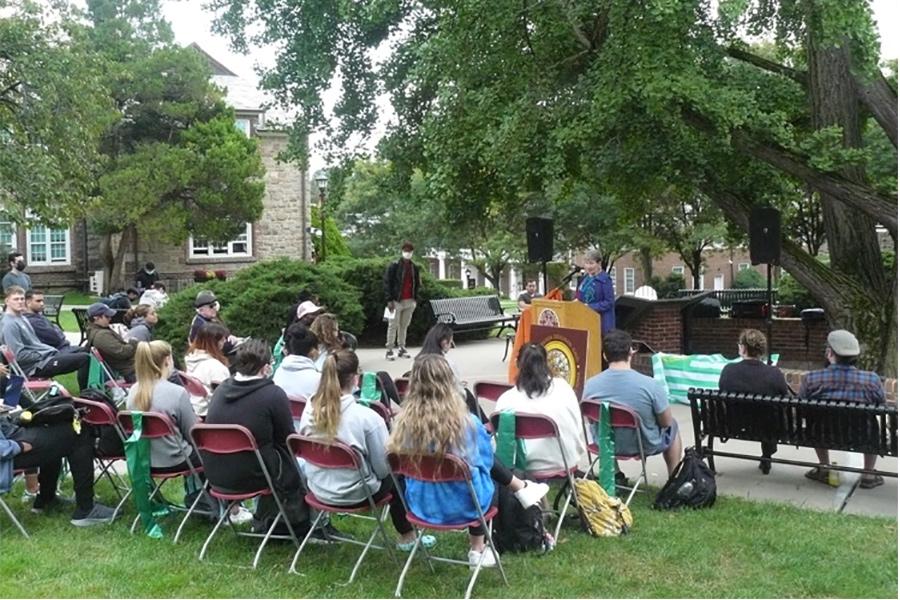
[573,479,633,537]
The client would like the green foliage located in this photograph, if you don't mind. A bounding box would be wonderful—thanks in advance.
[733,268,767,289]
[437,279,463,289]
[649,272,689,299]
[777,272,819,310]
[310,205,352,260]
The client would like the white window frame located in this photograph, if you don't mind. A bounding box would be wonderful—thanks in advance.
[0,215,16,252]
[26,222,71,266]
[189,223,253,258]
[738,262,750,271]
[609,266,617,293]
[235,118,251,137]
[713,274,725,291]
[624,267,635,294]
[671,265,684,275]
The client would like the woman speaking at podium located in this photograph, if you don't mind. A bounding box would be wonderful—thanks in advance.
[576,250,616,335]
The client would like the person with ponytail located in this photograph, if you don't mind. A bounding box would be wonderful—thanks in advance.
[298,350,431,550]
[123,304,158,343]
[388,354,548,568]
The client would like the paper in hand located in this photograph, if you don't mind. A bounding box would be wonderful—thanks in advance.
[383,306,396,321]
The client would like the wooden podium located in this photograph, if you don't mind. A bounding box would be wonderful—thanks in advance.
[507,299,603,397]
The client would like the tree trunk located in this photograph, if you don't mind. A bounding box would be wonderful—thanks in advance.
[854,72,898,149]
[99,233,115,296]
[638,247,654,282]
[108,225,135,292]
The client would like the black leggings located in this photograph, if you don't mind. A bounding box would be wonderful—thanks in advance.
[12,423,95,512]
[467,461,514,536]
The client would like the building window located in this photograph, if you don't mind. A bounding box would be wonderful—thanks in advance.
[27,224,70,265]
[738,263,750,271]
[235,118,251,137]
[671,265,684,275]
[609,266,617,293]
[190,223,252,258]
[624,267,635,294]
[0,216,15,251]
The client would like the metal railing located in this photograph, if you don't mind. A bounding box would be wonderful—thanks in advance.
[677,288,776,312]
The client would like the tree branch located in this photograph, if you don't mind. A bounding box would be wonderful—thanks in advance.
[555,0,592,51]
[725,46,807,87]
[854,71,898,148]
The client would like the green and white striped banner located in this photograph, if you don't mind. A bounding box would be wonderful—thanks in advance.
[651,352,780,405]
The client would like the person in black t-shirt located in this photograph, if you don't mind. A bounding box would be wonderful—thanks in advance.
[718,328,791,474]
[516,279,542,311]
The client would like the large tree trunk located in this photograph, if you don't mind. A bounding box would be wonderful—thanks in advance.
[638,246,654,282]
[107,225,136,292]
[854,72,898,149]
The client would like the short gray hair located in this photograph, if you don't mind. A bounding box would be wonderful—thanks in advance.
[585,249,604,265]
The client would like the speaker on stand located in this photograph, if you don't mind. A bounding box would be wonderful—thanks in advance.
[749,207,782,365]
[526,217,554,292]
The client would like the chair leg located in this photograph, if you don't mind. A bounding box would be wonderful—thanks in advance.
[346,521,380,585]
[0,497,29,539]
[174,484,208,544]
[289,511,324,575]
[484,519,508,586]
[252,511,284,570]
[553,486,574,542]
[112,488,132,522]
[394,529,424,598]
[199,501,233,562]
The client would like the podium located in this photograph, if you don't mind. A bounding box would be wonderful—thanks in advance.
[507,299,602,397]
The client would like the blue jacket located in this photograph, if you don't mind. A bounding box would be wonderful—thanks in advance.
[23,312,70,350]
[404,415,495,524]
[0,421,24,493]
[577,271,616,334]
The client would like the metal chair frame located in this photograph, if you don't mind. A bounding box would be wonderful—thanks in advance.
[72,397,131,507]
[89,347,132,406]
[580,397,648,506]
[1,344,55,404]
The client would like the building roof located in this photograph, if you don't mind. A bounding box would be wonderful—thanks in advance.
[189,42,265,115]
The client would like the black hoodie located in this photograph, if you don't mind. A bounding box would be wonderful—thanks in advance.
[204,377,299,493]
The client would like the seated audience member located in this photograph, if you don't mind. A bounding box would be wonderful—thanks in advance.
[517,279,542,311]
[102,288,140,310]
[284,291,322,332]
[299,350,428,550]
[273,323,321,402]
[310,313,343,371]
[189,291,239,353]
[718,328,790,474]
[204,340,313,535]
[123,305,158,343]
[1,399,116,526]
[184,323,231,416]
[23,289,70,350]
[86,302,138,382]
[495,343,586,473]
[417,323,485,420]
[583,329,684,475]
[134,262,159,292]
[139,282,169,309]
[2,286,90,388]
[800,329,885,489]
[388,354,547,568]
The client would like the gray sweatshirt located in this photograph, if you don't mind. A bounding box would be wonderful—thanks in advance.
[126,379,197,469]
[0,311,57,374]
[298,394,389,505]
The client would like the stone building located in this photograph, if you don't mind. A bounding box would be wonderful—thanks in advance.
[1,44,310,293]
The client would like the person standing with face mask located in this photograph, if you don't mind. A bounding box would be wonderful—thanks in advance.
[2,252,31,293]
[383,242,420,361]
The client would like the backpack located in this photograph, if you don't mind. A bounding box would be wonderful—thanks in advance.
[572,478,633,537]
[652,447,717,510]
[493,484,552,554]
[16,388,76,427]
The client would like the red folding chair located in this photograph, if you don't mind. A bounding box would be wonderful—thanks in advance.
[287,395,307,426]
[117,411,210,542]
[0,470,30,538]
[473,382,512,433]
[176,370,211,399]
[388,452,508,600]
[489,411,579,542]
[287,435,398,582]
[1,344,55,403]
[90,347,133,405]
[72,397,130,510]
[580,397,647,506]
[394,377,410,401]
[365,401,393,430]
[190,423,301,568]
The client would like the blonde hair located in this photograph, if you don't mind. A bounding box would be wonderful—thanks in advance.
[310,350,359,439]
[311,313,343,354]
[132,340,172,412]
[387,354,472,461]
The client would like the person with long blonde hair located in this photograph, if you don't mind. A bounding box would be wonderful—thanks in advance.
[299,350,430,549]
[388,354,547,568]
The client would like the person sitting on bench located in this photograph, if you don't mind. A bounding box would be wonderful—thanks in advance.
[800,329,885,489]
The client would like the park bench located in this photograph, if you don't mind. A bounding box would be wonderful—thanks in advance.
[73,307,129,345]
[688,387,898,482]
[428,295,518,336]
[42,294,65,327]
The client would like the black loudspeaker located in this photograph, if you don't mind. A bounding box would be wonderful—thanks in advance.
[526,217,554,263]
[749,207,781,265]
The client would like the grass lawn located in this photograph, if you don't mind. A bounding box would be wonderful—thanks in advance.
[1,468,895,598]
[60,290,100,306]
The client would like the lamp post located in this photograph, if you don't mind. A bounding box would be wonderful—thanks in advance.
[315,173,328,263]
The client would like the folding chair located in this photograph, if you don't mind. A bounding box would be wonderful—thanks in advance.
[489,412,579,542]
[190,423,301,568]
[72,397,130,510]
[89,347,133,405]
[117,411,210,542]
[365,401,393,430]
[176,371,211,400]
[394,377,410,401]
[287,435,398,582]
[0,470,30,538]
[1,344,55,404]
[580,397,647,507]
[287,395,307,428]
[473,382,512,433]
[388,452,508,600]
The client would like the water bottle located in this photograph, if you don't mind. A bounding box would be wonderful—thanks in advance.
[828,462,840,487]
[676,481,695,499]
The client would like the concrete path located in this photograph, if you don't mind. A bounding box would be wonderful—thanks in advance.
[356,337,898,519]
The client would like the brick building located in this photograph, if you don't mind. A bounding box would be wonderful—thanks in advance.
[1,44,310,293]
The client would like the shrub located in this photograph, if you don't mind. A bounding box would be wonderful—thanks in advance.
[777,272,819,310]
[733,268,767,289]
[438,279,463,289]
[648,272,686,299]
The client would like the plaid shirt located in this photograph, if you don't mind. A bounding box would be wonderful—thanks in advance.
[799,364,885,404]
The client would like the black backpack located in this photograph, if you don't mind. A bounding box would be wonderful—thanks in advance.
[653,447,717,510]
[492,484,552,554]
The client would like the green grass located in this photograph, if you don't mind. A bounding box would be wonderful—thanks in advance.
[60,291,100,306]
[1,475,895,598]
[58,310,79,334]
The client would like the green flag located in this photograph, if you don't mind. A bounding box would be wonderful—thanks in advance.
[123,412,168,538]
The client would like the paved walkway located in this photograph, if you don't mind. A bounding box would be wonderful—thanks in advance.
[356,337,898,519]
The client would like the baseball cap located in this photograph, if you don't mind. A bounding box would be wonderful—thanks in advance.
[827,329,860,357]
[87,302,116,319]
[296,300,324,321]
[194,290,218,308]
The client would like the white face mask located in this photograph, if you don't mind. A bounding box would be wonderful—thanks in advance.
[401,251,413,260]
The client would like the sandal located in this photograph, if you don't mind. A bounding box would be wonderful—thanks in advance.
[804,466,831,485]
[859,475,884,489]
[397,534,437,551]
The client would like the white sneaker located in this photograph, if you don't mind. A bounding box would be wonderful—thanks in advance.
[468,548,497,569]
[514,481,549,509]
[229,506,254,526]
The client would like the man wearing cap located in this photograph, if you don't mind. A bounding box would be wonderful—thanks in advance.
[800,329,885,489]
[1,286,90,387]
[383,242,420,360]
[189,291,239,353]
[86,302,138,381]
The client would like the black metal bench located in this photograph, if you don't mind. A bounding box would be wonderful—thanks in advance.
[42,294,65,327]
[429,295,518,336]
[688,387,898,480]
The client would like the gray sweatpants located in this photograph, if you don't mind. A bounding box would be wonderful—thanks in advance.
[386,299,416,349]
